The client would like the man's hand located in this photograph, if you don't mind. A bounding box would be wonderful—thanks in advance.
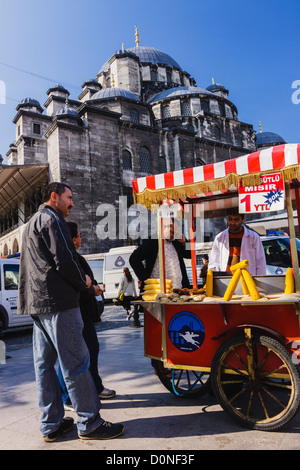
[93,285,102,296]
[85,275,92,288]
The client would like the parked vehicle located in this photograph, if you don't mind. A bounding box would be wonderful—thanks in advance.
[102,246,140,300]
[261,234,300,274]
[0,256,33,334]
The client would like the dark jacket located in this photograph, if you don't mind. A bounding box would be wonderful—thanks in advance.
[129,238,191,291]
[18,204,87,316]
[77,253,99,321]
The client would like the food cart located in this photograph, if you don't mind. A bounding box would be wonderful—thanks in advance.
[132,143,300,431]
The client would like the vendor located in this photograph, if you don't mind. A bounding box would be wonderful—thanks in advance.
[129,218,191,290]
[208,209,266,275]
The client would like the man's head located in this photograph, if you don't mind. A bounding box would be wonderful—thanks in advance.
[226,210,245,234]
[162,217,175,241]
[42,182,74,218]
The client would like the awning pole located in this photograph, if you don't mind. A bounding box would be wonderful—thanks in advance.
[286,182,300,292]
[189,204,197,289]
[157,210,166,293]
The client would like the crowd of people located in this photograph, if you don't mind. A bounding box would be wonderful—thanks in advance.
[17,181,266,443]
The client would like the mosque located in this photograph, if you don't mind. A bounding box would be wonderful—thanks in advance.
[0,28,286,255]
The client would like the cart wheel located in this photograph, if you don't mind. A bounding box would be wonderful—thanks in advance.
[152,359,211,398]
[211,332,300,431]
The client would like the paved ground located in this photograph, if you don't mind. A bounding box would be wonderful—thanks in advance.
[1,302,300,452]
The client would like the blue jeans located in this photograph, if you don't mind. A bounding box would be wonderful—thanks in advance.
[32,307,103,436]
[57,313,104,403]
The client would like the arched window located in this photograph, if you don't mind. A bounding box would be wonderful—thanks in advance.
[201,100,209,113]
[235,134,243,147]
[163,105,171,118]
[226,128,232,144]
[150,68,157,81]
[219,102,225,117]
[215,126,221,141]
[122,150,132,171]
[3,244,8,256]
[181,100,191,116]
[130,110,139,124]
[158,156,167,173]
[139,147,151,174]
[12,238,19,254]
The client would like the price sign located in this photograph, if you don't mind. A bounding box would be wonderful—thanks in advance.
[239,173,285,214]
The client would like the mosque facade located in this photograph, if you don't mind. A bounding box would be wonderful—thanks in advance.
[0,31,286,255]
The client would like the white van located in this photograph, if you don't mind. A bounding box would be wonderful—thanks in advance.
[0,256,33,333]
[103,246,140,300]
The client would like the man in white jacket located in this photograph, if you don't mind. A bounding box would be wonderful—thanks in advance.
[208,212,266,276]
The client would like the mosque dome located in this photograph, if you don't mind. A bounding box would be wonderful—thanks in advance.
[17,97,43,113]
[256,131,286,148]
[99,46,182,74]
[46,83,69,96]
[147,86,213,104]
[206,83,228,93]
[56,103,79,119]
[89,87,140,102]
[126,46,182,69]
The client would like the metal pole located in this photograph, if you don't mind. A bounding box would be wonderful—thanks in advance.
[285,182,300,292]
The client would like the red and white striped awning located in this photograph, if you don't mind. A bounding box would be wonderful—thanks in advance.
[132,144,300,209]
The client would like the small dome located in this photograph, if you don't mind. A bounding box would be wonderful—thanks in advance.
[256,131,286,148]
[206,83,228,93]
[56,104,79,119]
[147,86,213,104]
[46,83,69,96]
[82,78,101,88]
[17,97,43,112]
[90,87,139,102]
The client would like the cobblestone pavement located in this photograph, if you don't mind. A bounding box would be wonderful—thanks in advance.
[3,302,143,352]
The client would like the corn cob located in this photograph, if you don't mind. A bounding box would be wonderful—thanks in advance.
[240,271,250,295]
[142,294,158,301]
[230,259,249,272]
[205,269,213,297]
[241,269,260,300]
[284,267,295,294]
[142,289,172,295]
[145,278,172,285]
[223,269,242,301]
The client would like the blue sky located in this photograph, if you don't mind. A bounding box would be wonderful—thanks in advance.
[0,0,299,161]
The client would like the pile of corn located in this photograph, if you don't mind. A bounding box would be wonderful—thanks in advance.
[140,262,296,303]
[141,278,173,301]
[223,261,295,301]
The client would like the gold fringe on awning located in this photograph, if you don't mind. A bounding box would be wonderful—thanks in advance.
[133,164,300,210]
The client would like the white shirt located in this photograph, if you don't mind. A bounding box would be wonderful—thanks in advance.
[208,226,267,275]
[151,241,183,289]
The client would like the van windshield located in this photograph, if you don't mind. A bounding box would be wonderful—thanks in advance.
[4,264,19,290]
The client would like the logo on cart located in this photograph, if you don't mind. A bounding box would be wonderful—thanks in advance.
[168,312,205,352]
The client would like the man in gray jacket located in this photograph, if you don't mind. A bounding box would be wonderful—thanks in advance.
[18,182,124,442]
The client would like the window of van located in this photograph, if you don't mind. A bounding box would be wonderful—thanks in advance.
[4,264,19,290]
[87,260,103,284]
[262,237,300,268]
